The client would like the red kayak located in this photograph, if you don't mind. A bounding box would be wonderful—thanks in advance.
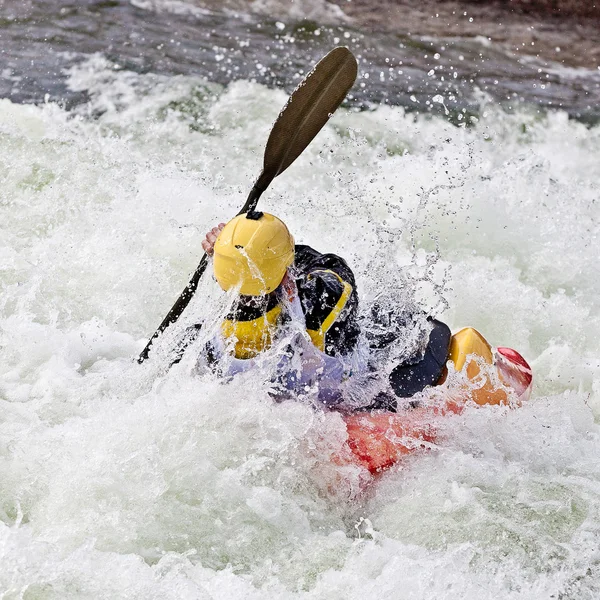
[339,328,533,474]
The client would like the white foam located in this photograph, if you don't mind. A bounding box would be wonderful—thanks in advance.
[1,57,599,597]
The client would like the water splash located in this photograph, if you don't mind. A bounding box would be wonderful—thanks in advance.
[1,57,599,598]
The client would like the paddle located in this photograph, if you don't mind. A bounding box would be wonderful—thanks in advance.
[138,46,358,363]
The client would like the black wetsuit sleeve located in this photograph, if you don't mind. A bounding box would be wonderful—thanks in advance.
[294,245,360,356]
[388,318,451,398]
[362,318,452,411]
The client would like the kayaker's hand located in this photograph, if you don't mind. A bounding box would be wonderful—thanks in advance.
[202,223,226,255]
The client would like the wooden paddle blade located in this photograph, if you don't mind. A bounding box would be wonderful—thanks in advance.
[259,47,358,188]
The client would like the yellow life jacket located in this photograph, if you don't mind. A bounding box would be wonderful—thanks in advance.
[221,304,282,360]
[221,269,353,359]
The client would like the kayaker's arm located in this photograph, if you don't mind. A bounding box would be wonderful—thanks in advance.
[388,318,451,397]
[362,317,452,411]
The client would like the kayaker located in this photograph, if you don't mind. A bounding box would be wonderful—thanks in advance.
[177,210,452,410]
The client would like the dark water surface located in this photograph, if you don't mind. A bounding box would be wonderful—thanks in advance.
[1,0,600,122]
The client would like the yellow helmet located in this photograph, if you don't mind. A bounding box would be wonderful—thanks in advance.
[213,211,295,296]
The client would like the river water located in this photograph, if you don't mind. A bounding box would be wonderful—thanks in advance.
[1,0,600,598]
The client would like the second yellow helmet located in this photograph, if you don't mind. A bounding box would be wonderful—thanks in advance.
[213,211,295,296]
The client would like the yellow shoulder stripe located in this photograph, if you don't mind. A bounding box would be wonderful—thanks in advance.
[306,270,353,351]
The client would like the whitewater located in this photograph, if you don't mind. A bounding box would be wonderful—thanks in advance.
[2,36,600,600]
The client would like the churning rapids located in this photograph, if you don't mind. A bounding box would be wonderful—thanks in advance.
[1,1,600,598]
